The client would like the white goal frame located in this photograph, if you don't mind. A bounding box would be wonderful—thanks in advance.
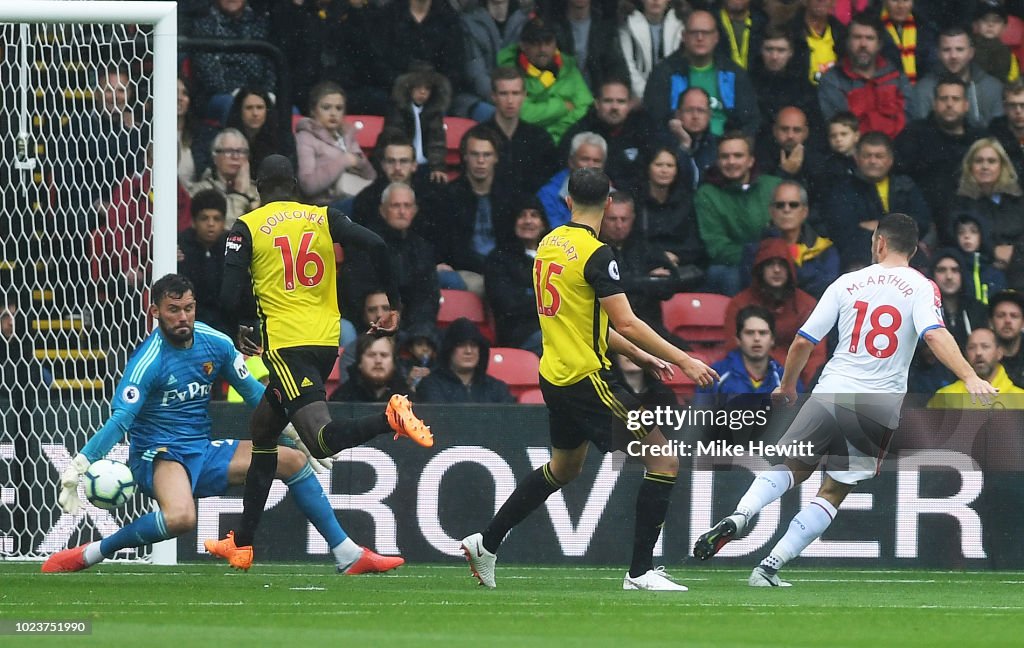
[2,1,178,564]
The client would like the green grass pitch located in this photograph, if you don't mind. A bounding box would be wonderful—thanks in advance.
[2,563,1022,647]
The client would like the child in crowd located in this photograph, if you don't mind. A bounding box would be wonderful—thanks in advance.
[398,324,440,397]
[972,1,1021,83]
[383,64,451,184]
[954,213,1007,304]
[812,112,860,205]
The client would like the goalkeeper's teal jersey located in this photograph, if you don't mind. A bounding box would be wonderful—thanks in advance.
[80,322,264,462]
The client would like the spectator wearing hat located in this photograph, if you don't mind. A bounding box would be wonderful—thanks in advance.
[497,16,594,144]
[972,0,1020,83]
[932,248,991,350]
[724,237,824,386]
[416,318,515,404]
[383,64,452,185]
[484,195,549,356]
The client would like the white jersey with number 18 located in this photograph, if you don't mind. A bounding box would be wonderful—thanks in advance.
[798,264,945,397]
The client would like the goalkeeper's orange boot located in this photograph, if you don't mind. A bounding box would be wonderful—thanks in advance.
[41,544,89,573]
[204,531,253,571]
[386,394,433,447]
[342,547,405,575]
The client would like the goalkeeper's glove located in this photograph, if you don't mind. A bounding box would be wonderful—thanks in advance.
[58,453,91,514]
[281,424,332,474]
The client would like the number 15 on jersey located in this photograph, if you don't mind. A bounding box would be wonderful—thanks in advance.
[534,259,564,317]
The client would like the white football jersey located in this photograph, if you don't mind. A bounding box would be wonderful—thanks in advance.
[800,264,945,397]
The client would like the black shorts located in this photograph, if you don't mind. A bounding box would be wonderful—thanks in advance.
[540,370,654,454]
[262,345,337,417]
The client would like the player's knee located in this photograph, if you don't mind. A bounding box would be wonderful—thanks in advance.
[549,461,583,484]
[162,506,197,535]
[277,447,307,477]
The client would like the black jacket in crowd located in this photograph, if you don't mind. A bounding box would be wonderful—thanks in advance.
[484,242,541,349]
[485,117,561,195]
[416,318,514,404]
[559,107,657,196]
[895,116,987,235]
[823,172,931,270]
[340,221,440,333]
[177,229,229,335]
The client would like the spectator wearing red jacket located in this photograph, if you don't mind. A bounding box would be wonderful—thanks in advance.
[724,237,825,385]
[818,12,912,139]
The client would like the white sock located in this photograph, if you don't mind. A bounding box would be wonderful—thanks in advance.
[83,541,105,566]
[761,496,837,571]
[332,538,363,571]
[734,467,794,531]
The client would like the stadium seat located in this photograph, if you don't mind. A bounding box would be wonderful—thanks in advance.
[517,388,545,404]
[487,347,540,399]
[344,114,385,155]
[662,293,731,348]
[443,116,477,176]
[662,366,697,401]
[291,112,303,133]
[437,289,495,342]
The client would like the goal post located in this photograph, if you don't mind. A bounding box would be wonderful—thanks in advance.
[0,1,177,564]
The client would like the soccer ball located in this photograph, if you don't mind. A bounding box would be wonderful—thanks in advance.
[84,459,137,510]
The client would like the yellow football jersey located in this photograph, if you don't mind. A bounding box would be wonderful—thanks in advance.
[535,223,624,386]
[237,201,340,350]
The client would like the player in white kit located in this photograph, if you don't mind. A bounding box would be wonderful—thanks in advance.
[693,214,997,586]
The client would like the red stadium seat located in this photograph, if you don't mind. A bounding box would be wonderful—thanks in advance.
[487,347,540,399]
[443,116,477,176]
[662,293,731,347]
[437,289,495,342]
[662,366,697,401]
[291,113,303,133]
[344,114,385,155]
[517,388,545,404]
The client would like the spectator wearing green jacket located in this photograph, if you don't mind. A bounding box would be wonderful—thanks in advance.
[497,17,593,145]
[696,131,781,296]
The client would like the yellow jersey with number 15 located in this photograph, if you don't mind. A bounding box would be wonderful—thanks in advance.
[237,200,340,350]
[535,222,624,386]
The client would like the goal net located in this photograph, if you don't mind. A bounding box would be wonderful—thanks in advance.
[0,1,177,562]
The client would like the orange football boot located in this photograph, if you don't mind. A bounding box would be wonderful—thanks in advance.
[204,531,253,571]
[343,547,405,574]
[386,394,433,447]
[41,544,89,573]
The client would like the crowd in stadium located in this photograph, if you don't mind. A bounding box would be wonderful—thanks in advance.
[80,0,1024,405]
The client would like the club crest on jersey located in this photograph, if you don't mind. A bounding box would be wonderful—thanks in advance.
[202,361,214,376]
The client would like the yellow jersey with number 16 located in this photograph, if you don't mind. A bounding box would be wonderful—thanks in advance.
[237,200,340,350]
[535,222,624,386]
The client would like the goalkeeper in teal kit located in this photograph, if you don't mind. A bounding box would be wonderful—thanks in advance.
[42,274,402,574]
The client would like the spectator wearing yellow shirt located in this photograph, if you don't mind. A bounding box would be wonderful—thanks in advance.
[928,327,1024,409]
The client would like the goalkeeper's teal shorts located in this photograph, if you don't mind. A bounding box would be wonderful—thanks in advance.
[129,439,238,498]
